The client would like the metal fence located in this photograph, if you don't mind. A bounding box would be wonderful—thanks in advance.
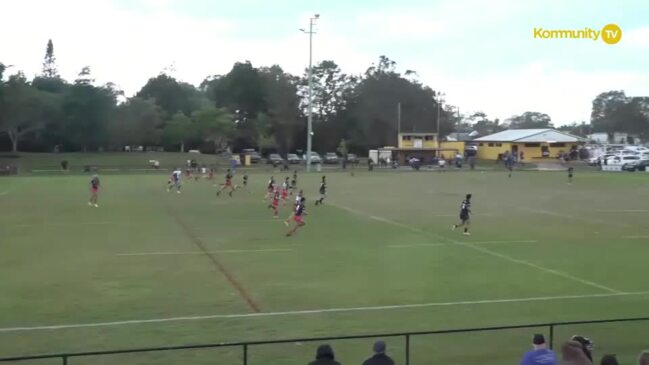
[1,316,647,365]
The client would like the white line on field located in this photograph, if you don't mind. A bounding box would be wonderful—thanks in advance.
[333,202,622,294]
[521,207,629,228]
[597,210,649,213]
[1,291,647,333]
[117,249,294,256]
[0,190,9,197]
[10,221,126,228]
[388,240,538,248]
[623,235,649,239]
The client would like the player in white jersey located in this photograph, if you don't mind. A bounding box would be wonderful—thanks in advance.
[168,168,183,193]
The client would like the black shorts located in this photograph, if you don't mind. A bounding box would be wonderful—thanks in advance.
[460,213,470,221]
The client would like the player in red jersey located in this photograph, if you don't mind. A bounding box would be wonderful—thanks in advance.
[88,174,100,207]
[216,169,235,197]
[286,197,307,236]
[268,187,281,218]
[284,189,303,226]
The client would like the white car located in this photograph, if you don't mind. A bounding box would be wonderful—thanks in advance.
[606,155,641,165]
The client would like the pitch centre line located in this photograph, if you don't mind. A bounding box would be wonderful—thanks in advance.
[117,249,294,256]
[333,202,623,294]
[1,291,647,333]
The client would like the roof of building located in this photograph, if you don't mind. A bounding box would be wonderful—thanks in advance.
[474,129,586,143]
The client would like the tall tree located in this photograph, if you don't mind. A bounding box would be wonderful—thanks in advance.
[299,60,357,124]
[507,112,553,129]
[162,112,194,152]
[0,73,60,152]
[137,74,203,118]
[192,106,234,153]
[258,65,302,153]
[110,97,163,148]
[42,39,59,78]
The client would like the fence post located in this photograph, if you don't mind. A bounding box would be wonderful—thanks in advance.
[549,324,554,350]
[405,334,411,365]
[62,355,68,365]
[243,344,248,365]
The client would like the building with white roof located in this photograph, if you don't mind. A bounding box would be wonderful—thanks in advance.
[473,129,586,160]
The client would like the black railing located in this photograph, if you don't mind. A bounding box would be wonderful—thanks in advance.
[1,316,648,364]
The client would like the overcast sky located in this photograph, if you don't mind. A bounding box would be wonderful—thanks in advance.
[2,0,648,125]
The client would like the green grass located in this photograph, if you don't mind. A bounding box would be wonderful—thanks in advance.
[1,169,649,365]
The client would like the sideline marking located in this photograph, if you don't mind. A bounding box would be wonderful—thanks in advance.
[334,203,622,294]
[1,291,647,333]
[597,210,649,213]
[388,240,537,248]
[118,249,294,256]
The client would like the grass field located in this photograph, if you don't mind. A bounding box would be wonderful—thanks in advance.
[1,167,649,365]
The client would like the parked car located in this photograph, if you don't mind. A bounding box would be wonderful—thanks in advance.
[622,159,649,172]
[588,154,615,166]
[324,152,340,164]
[242,148,261,163]
[304,151,322,164]
[267,153,284,165]
[346,153,359,164]
[287,153,301,164]
[606,155,641,165]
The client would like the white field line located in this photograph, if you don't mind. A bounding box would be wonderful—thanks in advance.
[333,202,622,294]
[117,249,294,256]
[388,240,538,248]
[31,169,65,172]
[623,235,649,239]
[596,210,649,213]
[521,207,629,228]
[9,221,127,228]
[0,190,9,197]
[1,291,647,333]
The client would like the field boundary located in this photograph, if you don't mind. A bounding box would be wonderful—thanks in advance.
[117,248,294,256]
[1,291,648,333]
[333,202,623,294]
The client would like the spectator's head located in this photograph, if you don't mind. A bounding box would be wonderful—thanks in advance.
[373,340,386,354]
[561,341,592,365]
[600,354,618,365]
[533,334,548,350]
[638,350,649,365]
[570,335,593,361]
[315,344,335,360]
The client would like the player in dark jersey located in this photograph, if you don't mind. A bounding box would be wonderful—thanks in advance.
[88,174,100,207]
[264,176,275,201]
[216,169,235,197]
[286,197,307,236]
[568,167,574,184]
[284,189,304,226]
[268,187,281,218]
[290,170,298,195]
[237,172,250,193]
[315,176,326,205]
[452,194,472,235]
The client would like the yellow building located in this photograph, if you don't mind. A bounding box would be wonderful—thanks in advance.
[474,129,586,160]
[385,133,465,164]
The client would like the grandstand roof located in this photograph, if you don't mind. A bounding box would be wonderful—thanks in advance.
[474,129,586,143]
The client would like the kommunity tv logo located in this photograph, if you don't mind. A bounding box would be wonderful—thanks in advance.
[533,24,622,44]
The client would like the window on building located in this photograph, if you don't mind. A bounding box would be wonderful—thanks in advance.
[524,143,541,147]
[488,143,494,147]
[424,135,434,141]
[479,143,484,146]
[550,143,565,147]
[496,143,502,147]
[402,136,411,141]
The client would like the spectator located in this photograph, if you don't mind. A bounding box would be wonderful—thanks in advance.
[571,335,593,362]
[561,341,592,365]
[520,334,557,365]
[309,344,341,365]
[362,340,395,365]
[600,354,618,365]
[638,350,649,365]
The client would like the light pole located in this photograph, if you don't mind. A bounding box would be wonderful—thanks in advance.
[301,14,319,172]
[436,92,445,146]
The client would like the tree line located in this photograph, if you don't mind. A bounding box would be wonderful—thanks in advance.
[1,40,648,154]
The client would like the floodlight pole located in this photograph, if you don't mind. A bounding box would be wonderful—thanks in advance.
[302,15,319,172]
[436,92,445,146]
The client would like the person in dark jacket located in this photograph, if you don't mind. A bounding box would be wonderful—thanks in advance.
[362,340,395,365]
[309,344,341,365]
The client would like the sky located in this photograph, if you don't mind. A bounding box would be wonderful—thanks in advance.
[2,0,648,125]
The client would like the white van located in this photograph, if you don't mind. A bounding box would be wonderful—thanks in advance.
[606,155,641,165]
